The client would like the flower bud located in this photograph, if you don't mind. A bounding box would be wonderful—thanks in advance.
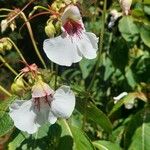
[11,78,25,94]
[3,40,12,51]
[1,19,8,33]
[119,0,132,15]
[10,21,16,32]
[45,21,56,38]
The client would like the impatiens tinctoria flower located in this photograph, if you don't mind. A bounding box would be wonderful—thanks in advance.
[9,80,75,134]
[43,5,99,66]
[119,0,132,15]
[108,9,122,28]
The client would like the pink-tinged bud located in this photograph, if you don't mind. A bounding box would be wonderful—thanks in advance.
[119,0,132,15]
[21,63,38,73]
[32,80,54,98]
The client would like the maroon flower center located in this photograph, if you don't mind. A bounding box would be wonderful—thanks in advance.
[63,19,83,36]
[33,94,53,111]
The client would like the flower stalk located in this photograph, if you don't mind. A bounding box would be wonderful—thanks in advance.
[20,12,47,68]
[0,85,12,96]
[6,38,27,63]
[87,0,107,91]
[0,55,18,75]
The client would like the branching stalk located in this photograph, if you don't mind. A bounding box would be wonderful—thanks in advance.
[20,12,47,68]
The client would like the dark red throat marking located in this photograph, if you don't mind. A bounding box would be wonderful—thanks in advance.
[63,19,83,36]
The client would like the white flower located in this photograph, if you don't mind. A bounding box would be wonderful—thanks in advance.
[43,5,99,66]
[9,81,75,134]
[113,92,134,109]
[119,0,132,15]
[113,92,128,104]
[108,9,122,28]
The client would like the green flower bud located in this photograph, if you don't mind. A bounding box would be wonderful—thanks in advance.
[45,21,56,38]
[3,40,12,51]
[55,21,61,34]
[11,78,25,94]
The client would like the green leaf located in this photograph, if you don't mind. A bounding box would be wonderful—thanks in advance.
[124,106,150,150]
[125,67,137,88]
[93,140,122,150]
[79,58,96,79]
[119,16,139,41]
[0,111,14,137]
[8,131,29,150]
[103,57,115,81]
[143,0,150,4]
[109,93,136,116]
[0,96,17,118]
[59,119,95,150]
[140,26,150,48]
[76,99,113,133]
[144,6,150,15]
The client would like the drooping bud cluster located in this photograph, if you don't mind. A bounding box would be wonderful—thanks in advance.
[0,9,19,33]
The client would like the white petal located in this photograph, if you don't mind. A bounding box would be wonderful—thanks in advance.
[77,32,98,59]
[43,36,82,66]
[113,92,128,100]
[125,103,134,109]
[9,100,39,134]
[48,111,57,124]
[51,86,75,118]
[62,5,81,25]
[85,32,99,50]
[35,101,50,126]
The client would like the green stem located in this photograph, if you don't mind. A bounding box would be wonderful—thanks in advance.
[0,15,8,17]
[87,0,107,91]
[0,85,12,96]
[33,6,50,12]
[0,8,12,12]
[0,55,18,75]
[54,65,58,90]
[20,12,47,68]
[6,38,27,63]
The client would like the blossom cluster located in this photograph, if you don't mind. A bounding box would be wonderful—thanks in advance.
[8,4,98,134]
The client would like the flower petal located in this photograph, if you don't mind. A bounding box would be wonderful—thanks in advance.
[43,36,82,66]
[9,100,39,134]
[113,92,128,101]
[51,86,75,118]
[77,32,98,59]
[48,111,57,124]
[62,5,81,25]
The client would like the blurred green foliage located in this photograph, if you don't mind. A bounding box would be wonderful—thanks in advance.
[0,0,149,149]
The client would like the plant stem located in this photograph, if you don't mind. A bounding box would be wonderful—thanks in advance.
[20,12,47,68]
[87,0,107,91]
[0,85,12,96]
[0,15,8,17]
[0,8,12,12]
[54,65,58,90]
[33,6,50,12]
[0,55,18,75]
[6,38,27,63]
